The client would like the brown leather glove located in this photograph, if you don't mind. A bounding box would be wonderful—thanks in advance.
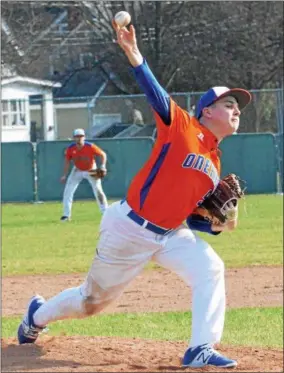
[195,174,245,224]
[88,168,107,179]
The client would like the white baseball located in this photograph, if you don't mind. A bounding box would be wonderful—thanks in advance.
[114,11,131,28]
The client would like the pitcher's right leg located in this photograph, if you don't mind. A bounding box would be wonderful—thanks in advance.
[18,252,145,344]
[31,251,144,329]
[18,203,157,344]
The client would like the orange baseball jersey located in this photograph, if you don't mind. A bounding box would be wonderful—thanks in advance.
[127,98,221,229]
[65,142,104,171]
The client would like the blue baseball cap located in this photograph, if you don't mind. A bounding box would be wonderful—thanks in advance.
[196,86,251,119]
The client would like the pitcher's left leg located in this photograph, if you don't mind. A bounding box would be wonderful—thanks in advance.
[153,226,236,368]
[154,226,225,346]
[87,175,108,213]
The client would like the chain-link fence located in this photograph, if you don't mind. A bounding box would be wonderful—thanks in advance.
[27,88,284,193]
[84,88,283,194]
[85,88,283,139]
[28,88,283,140]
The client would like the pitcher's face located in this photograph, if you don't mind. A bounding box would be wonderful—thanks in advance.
[203,96,241,136]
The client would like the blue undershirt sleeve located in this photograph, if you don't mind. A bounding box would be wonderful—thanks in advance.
[186,215,222,236]
[132,59,171,125]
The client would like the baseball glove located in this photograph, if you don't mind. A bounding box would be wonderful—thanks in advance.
[88,168,107,179]
[194,174,245,224]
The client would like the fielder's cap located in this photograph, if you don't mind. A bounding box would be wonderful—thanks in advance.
[73,128,85,137]
[196,86,252,119]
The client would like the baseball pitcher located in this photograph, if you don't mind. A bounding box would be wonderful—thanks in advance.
[60,128,108,221]
[18,19,251,369]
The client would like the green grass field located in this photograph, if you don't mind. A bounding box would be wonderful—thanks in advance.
[2,307,283,348]
[2,195,283,349]
[2,195,283,276]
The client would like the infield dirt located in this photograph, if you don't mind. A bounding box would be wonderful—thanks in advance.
[2,266,283,372]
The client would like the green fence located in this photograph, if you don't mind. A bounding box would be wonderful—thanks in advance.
[1,134,281,203]
[1,142,35,202]
[36,138,154,201]
[275,134,283,192]
[220,133,278,194]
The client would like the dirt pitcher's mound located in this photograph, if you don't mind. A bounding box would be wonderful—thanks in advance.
[2,336,283,373]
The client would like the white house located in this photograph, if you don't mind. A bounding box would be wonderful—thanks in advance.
[1,76,61,142]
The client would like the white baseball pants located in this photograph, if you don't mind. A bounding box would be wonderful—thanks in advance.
[34,200,225,347]
[62,167,108,217]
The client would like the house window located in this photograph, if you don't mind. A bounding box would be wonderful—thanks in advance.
[1,99,26,126]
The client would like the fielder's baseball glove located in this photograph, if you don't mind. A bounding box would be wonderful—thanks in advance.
[88,168,107,179]
[194,174,245,224]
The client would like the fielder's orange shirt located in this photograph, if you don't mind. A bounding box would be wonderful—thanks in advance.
[65,142,103,171]
[127,99,221,229]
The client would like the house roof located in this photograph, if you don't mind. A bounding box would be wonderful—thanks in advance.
[1,76,61,88]
[52,69,105,98]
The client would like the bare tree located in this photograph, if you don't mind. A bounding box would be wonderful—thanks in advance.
[1,0,282,94]
[78,1,283,93]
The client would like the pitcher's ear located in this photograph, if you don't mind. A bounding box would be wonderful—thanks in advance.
[202,107,212,118]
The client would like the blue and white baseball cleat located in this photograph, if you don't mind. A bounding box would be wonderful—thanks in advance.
[17,295,46,344]
[182,343,237,368]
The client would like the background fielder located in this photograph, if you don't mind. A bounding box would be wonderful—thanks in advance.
[60,128,108,221]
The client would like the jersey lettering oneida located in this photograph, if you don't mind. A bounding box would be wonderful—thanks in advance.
[127,99,221,229]
[182,153,220,189]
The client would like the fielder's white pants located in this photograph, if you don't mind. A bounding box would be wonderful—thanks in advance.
[62,167,108,216]
[34,201,225,347]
